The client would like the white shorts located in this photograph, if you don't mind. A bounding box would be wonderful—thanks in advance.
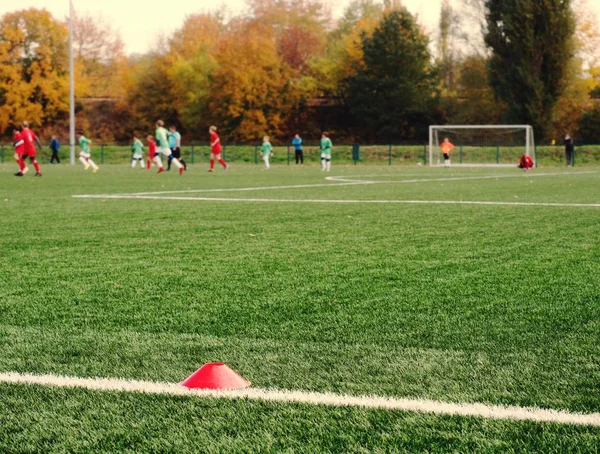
[321,153,331,160]
[158,147,172,157]
[133,153,143,159]
[79,152,90,159]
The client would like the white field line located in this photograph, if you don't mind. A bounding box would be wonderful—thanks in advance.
[325,170,598,184]
[71,194,600,208]
[1,372,599,427]
[110,181,375,197]
[72,170,597,199]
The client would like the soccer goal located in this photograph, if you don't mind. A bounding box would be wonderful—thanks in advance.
[429,125,535,167]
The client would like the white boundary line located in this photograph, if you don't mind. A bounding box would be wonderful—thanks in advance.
[111,181,375,197]
[72,170,599,207]
[1,372,599,427]
[73,170,598,198]
[325,170,598,184]
[72,194,600,208]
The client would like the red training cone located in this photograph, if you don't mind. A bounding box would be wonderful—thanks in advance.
[181,363,251,390]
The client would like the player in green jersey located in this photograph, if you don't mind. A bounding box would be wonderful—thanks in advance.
[320,131,332,172]
[78,132,99,173]
[131,135,144,168]
[155,120,184,175]
[261,135,273,169]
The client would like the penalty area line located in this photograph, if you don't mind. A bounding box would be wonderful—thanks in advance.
[71,194,600,208]
[325,170,599,184]
[0,372,599,427]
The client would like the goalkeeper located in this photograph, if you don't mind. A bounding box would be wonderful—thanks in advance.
[441,137,454,167]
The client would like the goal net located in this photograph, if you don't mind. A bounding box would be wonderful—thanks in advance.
[429,125,535,167]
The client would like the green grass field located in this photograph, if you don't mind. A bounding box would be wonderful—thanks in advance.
[1,163,599,452]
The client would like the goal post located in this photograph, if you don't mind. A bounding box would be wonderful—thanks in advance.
[428,125,535,167]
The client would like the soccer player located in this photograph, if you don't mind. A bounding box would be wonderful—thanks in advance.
[156,120,184,175]
[20,121,43,176]
[168,126,186,171]
[131,135,144,168]
[292,134,303,164]
[320,131,332,172]
[147,135,163,172]
[208,125,228,172]
[441,137,454,167]
[78,133,99,172]
[518,153,534,171]
[261,135,273,169]
[13,129,28,177]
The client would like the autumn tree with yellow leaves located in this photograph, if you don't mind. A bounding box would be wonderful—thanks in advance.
[3,1,600,143]
[0,9,69,134]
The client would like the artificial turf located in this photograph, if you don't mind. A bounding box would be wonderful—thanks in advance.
[1,164,599,452]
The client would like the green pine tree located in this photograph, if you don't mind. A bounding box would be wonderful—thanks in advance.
[345,9,439,141]
[484,0,575,140]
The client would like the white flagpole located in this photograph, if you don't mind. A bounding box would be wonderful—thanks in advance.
[69,0,75,165]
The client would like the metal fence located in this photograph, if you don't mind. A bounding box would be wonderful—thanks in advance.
[1,142,598,166]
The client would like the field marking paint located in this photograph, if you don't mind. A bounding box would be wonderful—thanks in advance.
[72,194,600,208]
[72,170,597,199]
[325,170,598,184]
[1,372,599,427]
[111,181,375,197]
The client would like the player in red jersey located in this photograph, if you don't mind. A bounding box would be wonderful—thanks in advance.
[13,129,28,176]
[146,135,155,170]
[20,121,43,176]
[518,153,534,171]
[147,134,164,173]
[208,125,228,172]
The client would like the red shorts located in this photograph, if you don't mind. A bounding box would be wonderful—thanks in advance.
[22,148,36,158]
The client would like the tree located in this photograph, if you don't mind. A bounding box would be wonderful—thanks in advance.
[73,13,127,98]
[166,13,222,136]
[450,55,503,125]
[577,105,600,143]
[247,0,328,73]
[552,0,600,138]
[344,9,439,141]
[456,0,488,57]
[167,52,217,136]
[437,0,460,94]
[126,53,178,132]
[332,0,382,38]
[484,0,575,140]
[168,12,222,58]
[245,0,330,136]
[208,20,295,141]
[0,8,69,134]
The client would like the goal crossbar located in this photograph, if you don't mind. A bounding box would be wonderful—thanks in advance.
[429,125,535,167]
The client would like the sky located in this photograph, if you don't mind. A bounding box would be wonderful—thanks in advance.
[0,0,438,55]
[0,0,599,55]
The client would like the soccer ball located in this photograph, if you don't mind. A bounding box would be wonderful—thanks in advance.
[416,162,422,167]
